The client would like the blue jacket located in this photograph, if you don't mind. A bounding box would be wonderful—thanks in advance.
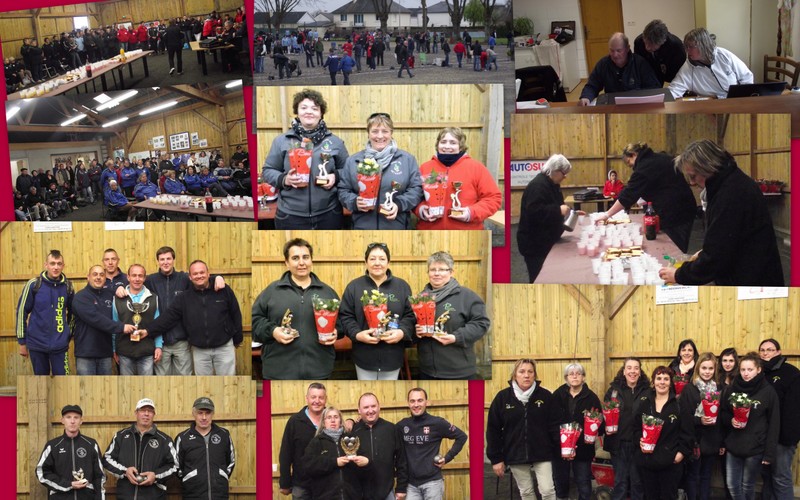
[72,284,123,358]
[323,54,340,72]
[184,174,202,190]
[164,178,186,194]
[133,181,159,200]
[340,55,354,72]
[16,271,74,353]
[100,168,118,189]
[120,167,138,188]
[104,186,129,207]
[199,173,219,188]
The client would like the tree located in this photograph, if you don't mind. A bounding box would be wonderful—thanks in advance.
[421,0,429,32]
[513,16,533,39]
[255,0,303,31]
[481,0,498,32]
[463,0,482,27]
[372,0,394,32]
[444,0,467,38]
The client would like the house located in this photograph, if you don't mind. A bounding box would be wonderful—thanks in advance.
[253,11,315,31]
[408,1,452,29]
[330,0,413,30]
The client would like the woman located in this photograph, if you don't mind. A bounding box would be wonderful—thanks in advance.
[660,139,784,285]
[517,154,584,283]
[415,127,502,230]
[414,251,489,379]
[603,357,650,500]
[596,142,696,252]
[198,166,229,196]
[303,406,369,500]
[669,28,753,99]
[720,352,780,500]
[183,165,203,195]
[603,169,624,199]
[551,362,603,500]
[486,359,556,500]
[163,170,186,194]
[263,89,348,229]
[339,243,415,380]
[669,338,699,381]
[132,172,159,201]
[634,366,693,500]
[679,352,724,500]
[718,347,739,389]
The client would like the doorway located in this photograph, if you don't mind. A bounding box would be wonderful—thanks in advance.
[579,0,624,71]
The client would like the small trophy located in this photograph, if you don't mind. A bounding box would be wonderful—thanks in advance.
[341,436,360,459]
[449,181,464,217]
[433,307,454,337]
[379,181,400,216]
[316,153,331,185]
[281,309,298,338]
[127,301,150,342]
[72,468,88,485]
[374,313,399,339]
[433,454,445,465]
[135,474,145,483]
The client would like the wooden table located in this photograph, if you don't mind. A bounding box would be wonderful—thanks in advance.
[190,41,235,76]
[134,197,255,221]
[7,51,153,100]
[564,195,614,212]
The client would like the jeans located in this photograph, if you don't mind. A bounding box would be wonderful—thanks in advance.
[274,208,344,229]
[726,452,763,500]
[80,186,94,203]
[443,53,450,66]
[29,349,69,375]
[355,366,400,380]
[685,454,716,500]
[398,59,412,77]
[610,441,643,500]
[456,53,463,67]
[118,354,154,375]
[328,70,337,85]
[76,356,113,375]
[154,340,193,375]
[508,462,555,500]
[255,56,264,73]
[191,339,235,375]
[762,443,796,500]
[552,458,592,500]
[406,479,444,500]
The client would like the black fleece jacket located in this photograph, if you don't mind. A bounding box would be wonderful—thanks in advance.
[762,355,800,446]
[551,383,604,461]
[279,406,318,490]
[633,389,694,470]
[720,373,780,462]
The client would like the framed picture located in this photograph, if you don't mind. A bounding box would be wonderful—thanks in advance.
[199,139,208,147]
[169,132,191,151]
[152,135,166,149]
[191,132,199,145]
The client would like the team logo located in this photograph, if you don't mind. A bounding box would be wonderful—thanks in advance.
[322,140,332,152]
[188,435,196,440]
[669,414,678,423]
[534,399,544,407]
[423,426,430,435]
[211,434,221,445]
[391,161,402,174]
[403,426,409,434]
[58,447,66,454]
[76,447,87,458]
[505,403,515,410]
[148,440,159,449]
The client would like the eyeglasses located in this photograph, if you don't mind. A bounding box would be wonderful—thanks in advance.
[428,268,451,274]
[368,112,391,120]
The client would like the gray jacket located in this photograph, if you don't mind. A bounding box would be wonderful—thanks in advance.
[262,131,348,217]
[338,148,423,229]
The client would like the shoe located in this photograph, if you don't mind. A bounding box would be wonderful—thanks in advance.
[169,67,175,74]
[177,71,183,75]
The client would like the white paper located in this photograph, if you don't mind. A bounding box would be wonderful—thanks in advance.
[655,285,699,305]
[32,221,72,233]
[614,94,666,105]
[736,287,789,301]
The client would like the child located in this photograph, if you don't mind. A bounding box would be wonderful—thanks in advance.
[323,48,340,85]
[603,169,624,199]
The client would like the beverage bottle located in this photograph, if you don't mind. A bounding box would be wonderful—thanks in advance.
[205,188,213,213]
[644,202,657,240]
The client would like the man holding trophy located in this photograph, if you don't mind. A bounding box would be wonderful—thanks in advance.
[36,405,106,499]
[111,264,162,375]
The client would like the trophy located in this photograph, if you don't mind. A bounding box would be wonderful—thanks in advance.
[127,301,150,342]
[281,309,298,338]
[433,308,453,337]
[373,313,399,339]
[72,468,88,485]
[379,181,400,216]
[341,436,360,459]
[449,181,464,217]
[316,153,331,185]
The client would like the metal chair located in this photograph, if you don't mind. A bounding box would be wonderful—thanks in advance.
[764,55,800,88]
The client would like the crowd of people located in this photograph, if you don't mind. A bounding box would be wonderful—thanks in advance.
[488,338,800,500]
[261,89,501,229]
[37,396,235,498]
[278,384,467,499]
[252,239,490,380]
[15,247,243,376]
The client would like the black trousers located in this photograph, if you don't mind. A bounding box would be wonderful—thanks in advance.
[167,46,182,72]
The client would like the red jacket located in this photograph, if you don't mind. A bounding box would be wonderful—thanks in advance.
[342,42,353,56]
[603,179,625,198]
[414,154,502,230]
[117,28,129,43]
[202,19,215,37]
[453,42,466,54]
[137,25,148,42]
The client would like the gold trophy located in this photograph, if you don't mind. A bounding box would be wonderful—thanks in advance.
[127,301,150,342]
[433,307,454,338]
[281,309,298,338]
[373,313,399,339]
[379,181,400,216]
[316,153,331,185]
[72,468,88,485]
[449,181,464,217]
[341,436,361,458]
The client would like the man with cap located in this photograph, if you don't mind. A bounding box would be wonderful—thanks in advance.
[104,398,178,499]
[37,404,105,499]
[175,397,236,499]
[278,382,327,498]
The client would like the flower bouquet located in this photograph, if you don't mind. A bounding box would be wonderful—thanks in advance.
[701,391,721,423]
[409,292,436,336]
[289,138,312,187]
[360,289,389,334]
[356,158,381,209]
[673,372,690,396]
[602,398,621,434]
[640,414,664,453]
[583,408,603,444]
[312,296,340,342]
[422,170,448,218]
[560,422,582,457]
[729,392,753,429]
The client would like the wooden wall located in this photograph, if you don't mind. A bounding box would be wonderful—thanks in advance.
[97,0,242,25]
[17,376,257,500]
[0,222,253,387]
[270,380,469,498]
[508,114,792,233]
[251,230,493,375]
[255,85,505,180]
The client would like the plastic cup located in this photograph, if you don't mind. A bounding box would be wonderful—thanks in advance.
[587,244,597,257]
[577,241,587,255]
[591,258,602,274]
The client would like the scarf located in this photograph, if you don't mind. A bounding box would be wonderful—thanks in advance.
[512,380,536,404]
[364,139,398,170]
[761,355,784,372]
[731,372,765,396]
[322,427,344,442]
[291,118,329,145]
[423,277,460,304]
[436,151,466,167]
[693,378,718,417]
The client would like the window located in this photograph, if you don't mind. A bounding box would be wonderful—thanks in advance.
[340,14,347,21]
[73,16,89,30]
[354,14,364,24]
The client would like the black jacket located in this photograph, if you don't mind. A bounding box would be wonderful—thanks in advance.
[103,423,178,499]
[720,373,780,462]
[175,423,235,500]
[164,25,184,48]
[679,382,724,456]
[633,32,686,84]
[633,389,694,469]
[37,432,105,499]
[602,377,651,453]
[279,407,318,490]
[486,383,558,465]
[144,270,220,346]
[351,418,407,498]
[339,271,415,372]
[396,412,467,487]
[517,173,565,259]
[762,355,800,446]
[303,432,366,500]
[675,159,784,285]
[580,51,661,100]
[72,284,124,358]
[551,383,604,461]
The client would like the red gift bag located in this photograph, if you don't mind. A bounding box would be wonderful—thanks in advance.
[357,173,381,209]
[314,309,338,341]
[560,424,581,457]
[412,302,434,336]
[602,408,620,433]
[363,303,388,329]
[584,415,602,444]
[423,182,448,218]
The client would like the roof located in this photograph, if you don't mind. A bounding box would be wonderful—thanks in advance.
[254,11,307,25]
[331,0,412,15]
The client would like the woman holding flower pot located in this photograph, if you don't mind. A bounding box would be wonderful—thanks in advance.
[338,112,423,229]
[633,366,694,500]
[339,242,415,380]
[669,338,699,393]
[718,347,739,389]
[414,127,502,230]
[551,362,604,500]
[719,352,780,500]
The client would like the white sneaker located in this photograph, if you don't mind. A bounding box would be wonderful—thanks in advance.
[169,67,175,74]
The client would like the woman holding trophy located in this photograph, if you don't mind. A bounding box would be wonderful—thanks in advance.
[339,242,416,380]
[415,127,502,230]
[338,112,423,229]
[262,89,349,229]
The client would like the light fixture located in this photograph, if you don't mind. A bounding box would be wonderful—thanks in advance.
[60,113,87,126]
[96,89,138,111]
[102,116,129,127]
[138,100,178,116]
[6,106,20,121]
[225,79,243,88]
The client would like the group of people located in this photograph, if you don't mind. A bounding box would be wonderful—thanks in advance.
[580,20,755,104]
[279,383,467,499]
[488,338,800,500]
[15,247,243,376]
[37,397,235,499]
[518,140,783,286]
[262,89,502,230]
[252,238,490,380]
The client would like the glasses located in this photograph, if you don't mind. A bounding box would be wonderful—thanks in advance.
[368,112,392,120]
[428,267,451,274]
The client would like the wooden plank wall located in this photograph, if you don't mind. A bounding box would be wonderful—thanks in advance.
[251,230,493,373]
[508,114,791,232]
[0,222,253,387]
[17,376,256,500]
[270,380,469,499]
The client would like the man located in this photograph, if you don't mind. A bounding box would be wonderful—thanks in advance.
[15,167,34,195]
[103,248,129,299]
[104,398,178,499]
[25,186,52,221]
[579,32,660,105]
[175,397,235,499]
[251,239,340,379]
[397,388,467,500]
[633,19,686,85]
[72,264,136,375]
[759,339,800,500]
[36,405,105,499]
[397,40,413,78]
[16,249,74,375]
[104,179,138,221]
[141,260,242,375]
[279,383,327,499]
[99,159,118,191]
[352,393,408,500]
[112,264,162,375]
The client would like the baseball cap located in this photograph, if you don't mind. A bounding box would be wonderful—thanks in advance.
[61,404,83,416]
[193,397,215,411]
[136,398,156,411]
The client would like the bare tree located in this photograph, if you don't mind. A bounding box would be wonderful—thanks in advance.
[421,0,429,32]
[481,0,498,32]
[372,0,394,32]
[255,0,304,31]
[444,0,467,38]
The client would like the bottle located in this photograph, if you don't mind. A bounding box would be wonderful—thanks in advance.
[205,188,213,213]
[86,64,92,77]
[644,202,657,240]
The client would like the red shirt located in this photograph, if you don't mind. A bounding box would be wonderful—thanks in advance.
[603,179,625,198]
